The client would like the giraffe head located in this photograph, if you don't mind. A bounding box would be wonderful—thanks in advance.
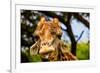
[34,17,62,54]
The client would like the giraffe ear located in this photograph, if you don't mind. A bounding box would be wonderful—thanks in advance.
[53,18,59,23]
[40,17,46,23]
[34,17,46,36]
[53,18,60,26]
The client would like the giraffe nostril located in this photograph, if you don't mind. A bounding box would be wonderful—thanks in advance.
[47,42,49,45]
[45,42,47,45]
[41,42,52,46]
[48,43,50,46]
[44,43,46,45]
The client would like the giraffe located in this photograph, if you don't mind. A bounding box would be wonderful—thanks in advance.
[30,17,77,61]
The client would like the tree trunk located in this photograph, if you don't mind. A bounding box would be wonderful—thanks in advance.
[65,13,77,56]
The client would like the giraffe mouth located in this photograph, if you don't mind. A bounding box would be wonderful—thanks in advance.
[39,46,55,54]
[39,38,56,54]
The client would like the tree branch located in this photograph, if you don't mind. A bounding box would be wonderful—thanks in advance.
[73,13,89,28]
[76,30,84,42]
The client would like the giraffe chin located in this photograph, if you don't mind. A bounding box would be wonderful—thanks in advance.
[39,46,55,54]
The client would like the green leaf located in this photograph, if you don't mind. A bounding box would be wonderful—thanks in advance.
[29,54,42,62]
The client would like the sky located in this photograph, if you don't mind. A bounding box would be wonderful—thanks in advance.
[61,17,89,43]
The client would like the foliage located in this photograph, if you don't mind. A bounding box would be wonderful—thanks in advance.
[21,50,42,62]
[29,54,42,62]
[76,42,89,60]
